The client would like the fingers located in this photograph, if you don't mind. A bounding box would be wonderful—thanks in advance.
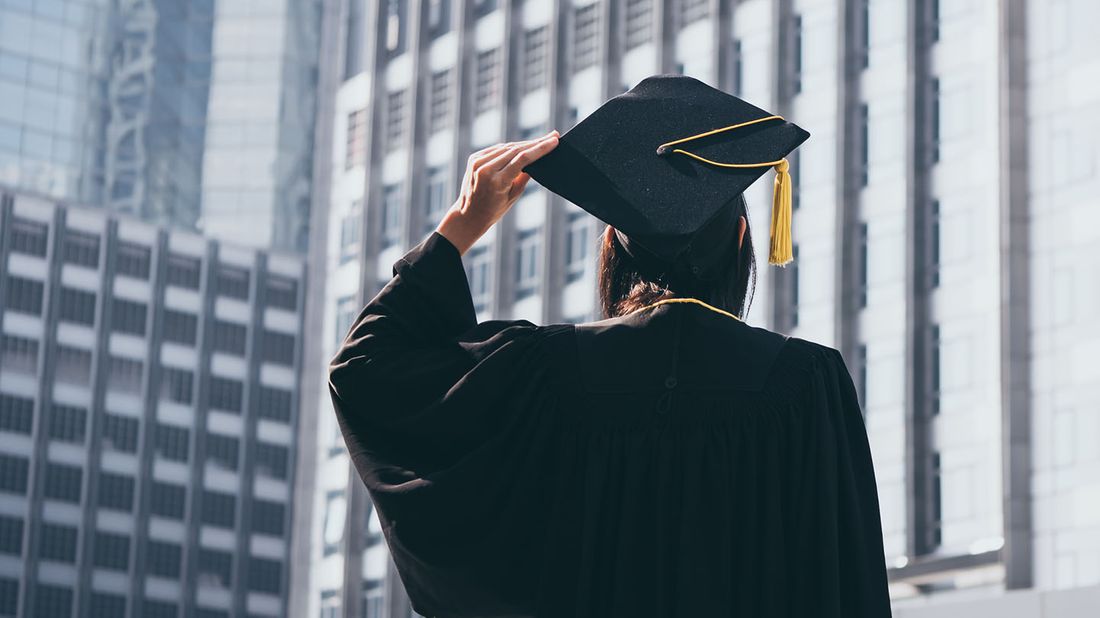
[501,131,559,177]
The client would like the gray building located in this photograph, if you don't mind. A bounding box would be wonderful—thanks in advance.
[0,187,307,618]
[302,0,1100,617]
[0,0,323,253]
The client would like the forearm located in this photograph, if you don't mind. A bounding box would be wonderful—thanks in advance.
[435,202,494,257]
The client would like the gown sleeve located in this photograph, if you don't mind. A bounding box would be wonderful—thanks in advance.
[328,230,569,618]
[790,345,893,617]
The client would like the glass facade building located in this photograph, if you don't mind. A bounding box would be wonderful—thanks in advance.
[0,187,307,617]
[0,0,323,253]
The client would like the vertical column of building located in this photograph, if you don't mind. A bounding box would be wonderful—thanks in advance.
[769,0,797,332]
[997,0,1031,591]
[343,0,387,615]
[73,217,121,615]
[835,0,864,364]
[903,0,939,568]
[19,204,79,617]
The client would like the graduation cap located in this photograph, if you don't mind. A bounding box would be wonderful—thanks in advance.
[523,74,810,282]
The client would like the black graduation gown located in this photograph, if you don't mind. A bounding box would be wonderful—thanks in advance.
[328,231,893,618]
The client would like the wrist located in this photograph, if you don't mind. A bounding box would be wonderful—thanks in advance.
[435,207,490,256]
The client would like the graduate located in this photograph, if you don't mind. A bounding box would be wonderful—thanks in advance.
[329,74,893,618]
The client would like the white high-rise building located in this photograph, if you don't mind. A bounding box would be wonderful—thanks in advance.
[300,1,1100,616]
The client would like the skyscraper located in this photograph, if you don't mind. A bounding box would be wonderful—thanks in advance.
[0,0,323,253]
[301,0,1100,616]
[0,189,307,618]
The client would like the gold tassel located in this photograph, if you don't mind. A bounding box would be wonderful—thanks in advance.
[768,158,793,266]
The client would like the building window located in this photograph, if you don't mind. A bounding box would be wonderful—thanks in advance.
[790,243,800,328]
[929,323,940,417]
[384,0,407,55]
[572,3,600,73]
[0,335,38,375]
[340,201,363,264]
[856,343,868,411]
[247,557,283,594]
[216,265,250,300]
[92,531,130,571]
[625,0,654,49]
[859,103,869,187]
[515,228,540,300]
[334,295,358,347]
[790,13,803,95]
[257,386,293,422]
[142,599,179,618]
[59,287,96,325]
[265,276,298,311]
[429,69,453,132]
[929,76,940,165]
[198,549,233,588]
[111,298,147,336]
[163,310,198,345]
[679,0,709,25]
[38,529,76,562]
[33,583,73,617]
[209,376,244,413]
[89,593,126,617]
[522,27,549,94]
[465,246,491,314]
[62,230,100,268]
[166,253,201,289]
[116,242,151,279]
[98,473,135,512]
[565,212,590,283]
[209,320,247,356]
[0,455,29,494]
[322,493,346,557]
[930,199,940,288]
[424,167,449,233]
[107,356,143,394]
[929,0,940,43]
[43,463,83,503]
[9,218,48,256]
[261,330,296,366]
[159,367,194,404]
[251,499,285,536]
[206,433,240,471]
[146,540,182,578]
[149,482,186,519]
[47,404,86,443]
[790,150,802,211]
[3,276,44,315]
[858,221,869,308]
[255,443,290,480]
[102,414,139,453]
[731,38,743,95]
[473,0,497,18]
[212,320,247,356]
[0,516,23,556]
[0,394,33,435]
[384,89,407,151]
[346,108,368,169]
[381,183,404,248]
[427,0,451,36]
[201,491,236,528]
[474,48,501,114]
[54,345,92,386]
[859,0,871,69]
[155,423,190,461]
[345,0,366,77]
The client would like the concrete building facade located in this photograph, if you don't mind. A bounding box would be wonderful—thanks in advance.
[0,187,307,618]
[303,1,1100,616]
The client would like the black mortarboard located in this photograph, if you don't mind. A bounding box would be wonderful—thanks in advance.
[523,74,810,283]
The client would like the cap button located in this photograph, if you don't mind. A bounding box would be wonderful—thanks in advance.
[664,376,678,389]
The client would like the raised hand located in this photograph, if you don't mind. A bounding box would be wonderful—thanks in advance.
[436,130,559,256]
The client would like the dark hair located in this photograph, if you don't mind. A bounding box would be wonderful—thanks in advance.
[597,194,757,320]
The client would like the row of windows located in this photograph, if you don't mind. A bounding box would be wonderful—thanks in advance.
[4,221,299,309]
